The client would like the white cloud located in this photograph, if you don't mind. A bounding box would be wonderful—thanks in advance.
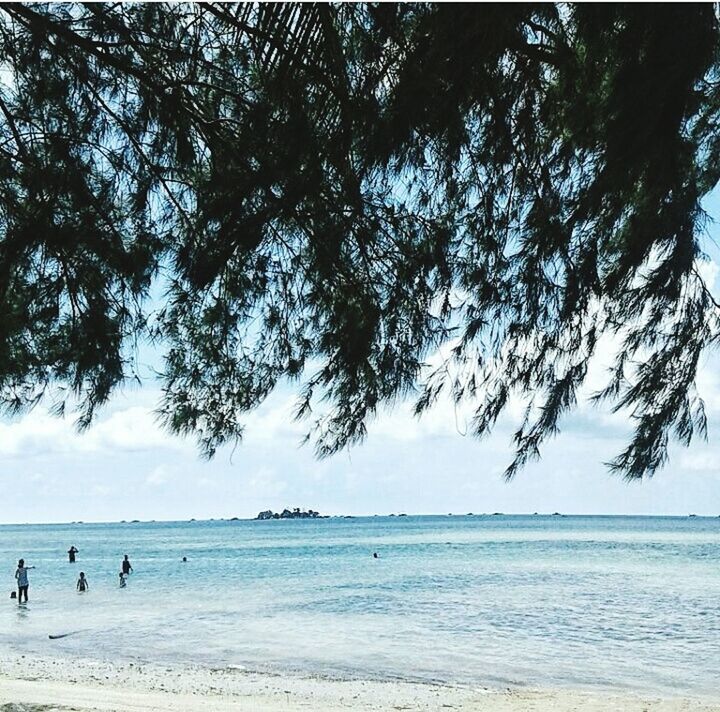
[0,405,189,458]
[84,406,186,452]
[678,451,718,473]
[243,395,306,442]
[145,464,174,487]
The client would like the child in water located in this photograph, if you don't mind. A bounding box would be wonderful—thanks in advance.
[76,572,89,592]
[119,572,126,588]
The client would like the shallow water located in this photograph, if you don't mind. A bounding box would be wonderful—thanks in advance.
[1,515,719,695]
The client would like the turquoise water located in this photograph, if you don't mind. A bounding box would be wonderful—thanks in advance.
[1,515,719,695]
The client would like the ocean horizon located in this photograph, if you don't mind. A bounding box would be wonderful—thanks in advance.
[3,514,719,697]
[4,511,720,526]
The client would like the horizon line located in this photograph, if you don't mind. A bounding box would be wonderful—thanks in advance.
[1,511,718,526]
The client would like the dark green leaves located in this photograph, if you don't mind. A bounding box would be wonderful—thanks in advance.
[0,3,717,478]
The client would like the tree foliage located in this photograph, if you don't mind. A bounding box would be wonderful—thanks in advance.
[0,2,718,478]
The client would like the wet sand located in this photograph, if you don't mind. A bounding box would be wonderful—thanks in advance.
[0,655,718,712]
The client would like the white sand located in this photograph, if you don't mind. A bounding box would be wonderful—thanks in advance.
[0,655,718,711]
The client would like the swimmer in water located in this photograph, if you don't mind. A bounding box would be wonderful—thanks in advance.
[76,572,89,592]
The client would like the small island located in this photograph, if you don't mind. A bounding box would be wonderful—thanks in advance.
[255,508,324,520]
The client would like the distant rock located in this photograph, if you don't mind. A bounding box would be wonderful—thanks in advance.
[229,516,240,521]
[255,508,322,520]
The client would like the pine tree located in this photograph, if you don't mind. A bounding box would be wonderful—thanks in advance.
[0,3,717,478]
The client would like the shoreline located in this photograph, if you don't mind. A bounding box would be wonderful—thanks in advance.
[0,655,718,712]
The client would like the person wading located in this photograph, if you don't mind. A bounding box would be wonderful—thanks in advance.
[122,555,133,575]
[14,559,34,604]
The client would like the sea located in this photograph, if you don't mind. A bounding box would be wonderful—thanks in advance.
[0,515,718,696]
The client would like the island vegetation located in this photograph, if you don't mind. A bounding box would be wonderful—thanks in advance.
[256,508,325,520]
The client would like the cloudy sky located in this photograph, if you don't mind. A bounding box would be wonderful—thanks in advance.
[3,198,720,524]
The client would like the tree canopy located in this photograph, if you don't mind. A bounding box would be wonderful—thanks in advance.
[0,2,718,479]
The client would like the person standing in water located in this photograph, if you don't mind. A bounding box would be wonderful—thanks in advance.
[76,572,89,592]
[122,555,133,575]
[118,572,127,588]
[67,546,78,563]
[15,559,34,604]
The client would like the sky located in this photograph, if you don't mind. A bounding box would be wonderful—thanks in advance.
[3,205,720,524]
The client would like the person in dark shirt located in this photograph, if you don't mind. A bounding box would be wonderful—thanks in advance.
[68,546,78,563]
[76,572,89,592]
[122,555,133,575]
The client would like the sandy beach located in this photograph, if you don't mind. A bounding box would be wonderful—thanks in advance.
[0,655,718,712]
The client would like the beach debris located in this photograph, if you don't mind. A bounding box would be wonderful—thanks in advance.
[48,631,79,640]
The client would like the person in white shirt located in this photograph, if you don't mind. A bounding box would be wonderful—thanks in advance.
[15,559,35,604]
